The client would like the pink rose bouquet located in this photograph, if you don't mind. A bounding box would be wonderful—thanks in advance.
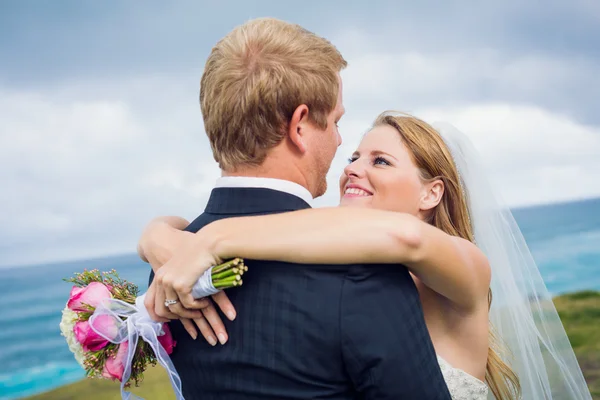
[60,260,247,399]
[60,270,175,387]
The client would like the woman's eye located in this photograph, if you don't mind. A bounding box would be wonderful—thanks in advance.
[374,156,391,166]
[347,157,358,164]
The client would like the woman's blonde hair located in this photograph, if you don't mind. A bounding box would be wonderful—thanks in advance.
[373,111,521,400]
[200,17,347,171]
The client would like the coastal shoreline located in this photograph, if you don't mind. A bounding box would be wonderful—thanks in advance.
[20,290,600,400]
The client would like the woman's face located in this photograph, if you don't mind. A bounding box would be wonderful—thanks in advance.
[338,125,426,215]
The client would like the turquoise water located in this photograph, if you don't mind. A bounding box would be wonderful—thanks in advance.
[1,197,599,399]
[511,198,600,295]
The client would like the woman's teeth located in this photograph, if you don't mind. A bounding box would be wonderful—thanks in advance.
[345,188,370,196]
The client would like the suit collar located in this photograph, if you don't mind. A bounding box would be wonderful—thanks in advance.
[204,187,312,215]
[215,176,313,206]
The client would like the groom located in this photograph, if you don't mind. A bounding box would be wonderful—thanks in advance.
[148,18,451,399]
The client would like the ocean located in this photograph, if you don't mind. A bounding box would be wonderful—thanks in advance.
[1,198,599,399]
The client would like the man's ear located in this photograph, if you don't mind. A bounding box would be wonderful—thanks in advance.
[288,104,310,154]
[419,179,444,211]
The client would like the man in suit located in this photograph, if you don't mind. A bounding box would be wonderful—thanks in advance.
[146,17,451,400]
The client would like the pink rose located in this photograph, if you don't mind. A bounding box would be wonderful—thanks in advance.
[102,341,129,381]
[67,282,112,312]
[70,286,85,298]
[90,314,120,341]
[158,323,176,355]
[73,315,117,352]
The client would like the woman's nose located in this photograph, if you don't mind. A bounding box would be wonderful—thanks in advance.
[344,160,364,178]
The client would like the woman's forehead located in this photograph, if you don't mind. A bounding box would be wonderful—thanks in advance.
[357,126,409,156]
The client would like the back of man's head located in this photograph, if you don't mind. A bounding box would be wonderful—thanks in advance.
[200,17,347,172]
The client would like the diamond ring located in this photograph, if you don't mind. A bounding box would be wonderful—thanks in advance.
[164,299,179,307]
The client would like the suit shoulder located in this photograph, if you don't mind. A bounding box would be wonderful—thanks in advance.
[184,212,221,233]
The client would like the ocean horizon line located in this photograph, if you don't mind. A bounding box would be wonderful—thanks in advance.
[2,195,600,271]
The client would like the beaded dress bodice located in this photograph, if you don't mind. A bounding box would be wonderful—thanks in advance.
[437,356,489,399]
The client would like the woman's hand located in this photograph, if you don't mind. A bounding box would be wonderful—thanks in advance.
[191,292,234,346]
[138,217,236,344]
[148,275,235,345]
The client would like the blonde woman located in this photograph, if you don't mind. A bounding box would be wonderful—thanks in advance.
[142,113,592,399]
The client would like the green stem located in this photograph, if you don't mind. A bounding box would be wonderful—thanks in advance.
[211,267,242,281]
[213,275,241,286]
[211,258,242,274]
[214,279,243,290]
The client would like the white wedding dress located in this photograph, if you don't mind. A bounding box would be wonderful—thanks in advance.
[437,355,488,399]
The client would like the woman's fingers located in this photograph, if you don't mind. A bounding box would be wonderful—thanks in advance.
[162,282,204,319]
[193,314,217,346]
[212,291,237,321]
[180,318,198,340]
[145,282,169,322]
[201,303,228,345]
[155,280,180,320]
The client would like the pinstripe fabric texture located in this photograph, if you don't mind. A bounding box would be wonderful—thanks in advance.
[149,187,451,399]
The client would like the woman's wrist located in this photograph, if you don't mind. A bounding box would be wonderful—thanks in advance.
[141,220,183,266]
[156,216,190,231]
[194,219,235,265]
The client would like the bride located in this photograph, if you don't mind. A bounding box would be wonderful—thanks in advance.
[139,112,592,399]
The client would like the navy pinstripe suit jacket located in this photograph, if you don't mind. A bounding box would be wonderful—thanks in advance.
[150,187,451,399]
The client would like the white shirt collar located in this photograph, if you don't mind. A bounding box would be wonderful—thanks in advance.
[215,176,313,206]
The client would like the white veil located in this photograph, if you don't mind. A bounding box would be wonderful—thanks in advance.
[432,122,592,399]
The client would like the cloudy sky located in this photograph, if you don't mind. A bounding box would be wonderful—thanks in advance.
[1,1,599,267]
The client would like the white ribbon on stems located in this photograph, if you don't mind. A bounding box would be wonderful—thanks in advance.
[192,266,219,298]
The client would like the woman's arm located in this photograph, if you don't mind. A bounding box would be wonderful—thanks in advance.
[196,207,491,311]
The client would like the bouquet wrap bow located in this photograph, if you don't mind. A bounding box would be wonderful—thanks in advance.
[89,294,184,400]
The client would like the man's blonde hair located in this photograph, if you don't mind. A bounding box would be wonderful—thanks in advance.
[200,18,347,171]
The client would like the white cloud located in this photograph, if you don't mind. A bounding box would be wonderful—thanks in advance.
[0,81,221,266]
[3,72,600,266]
[2,23,600,266]
[337,46,600,124]
[416,104,600,206]
[314,46,600,209]
[314,102,600,209]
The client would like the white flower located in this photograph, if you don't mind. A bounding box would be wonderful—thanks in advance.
[59,306,86,368]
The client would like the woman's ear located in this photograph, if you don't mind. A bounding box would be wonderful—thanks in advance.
[287,104,310,153]
[419,179,444,211]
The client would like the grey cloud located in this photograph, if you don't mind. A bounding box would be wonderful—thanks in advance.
[2,1,599,79]
[336,44,600,126]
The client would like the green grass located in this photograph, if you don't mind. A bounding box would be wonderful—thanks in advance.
[26,367,176,400]
[554,291,600,398]
[27,291,600,400]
